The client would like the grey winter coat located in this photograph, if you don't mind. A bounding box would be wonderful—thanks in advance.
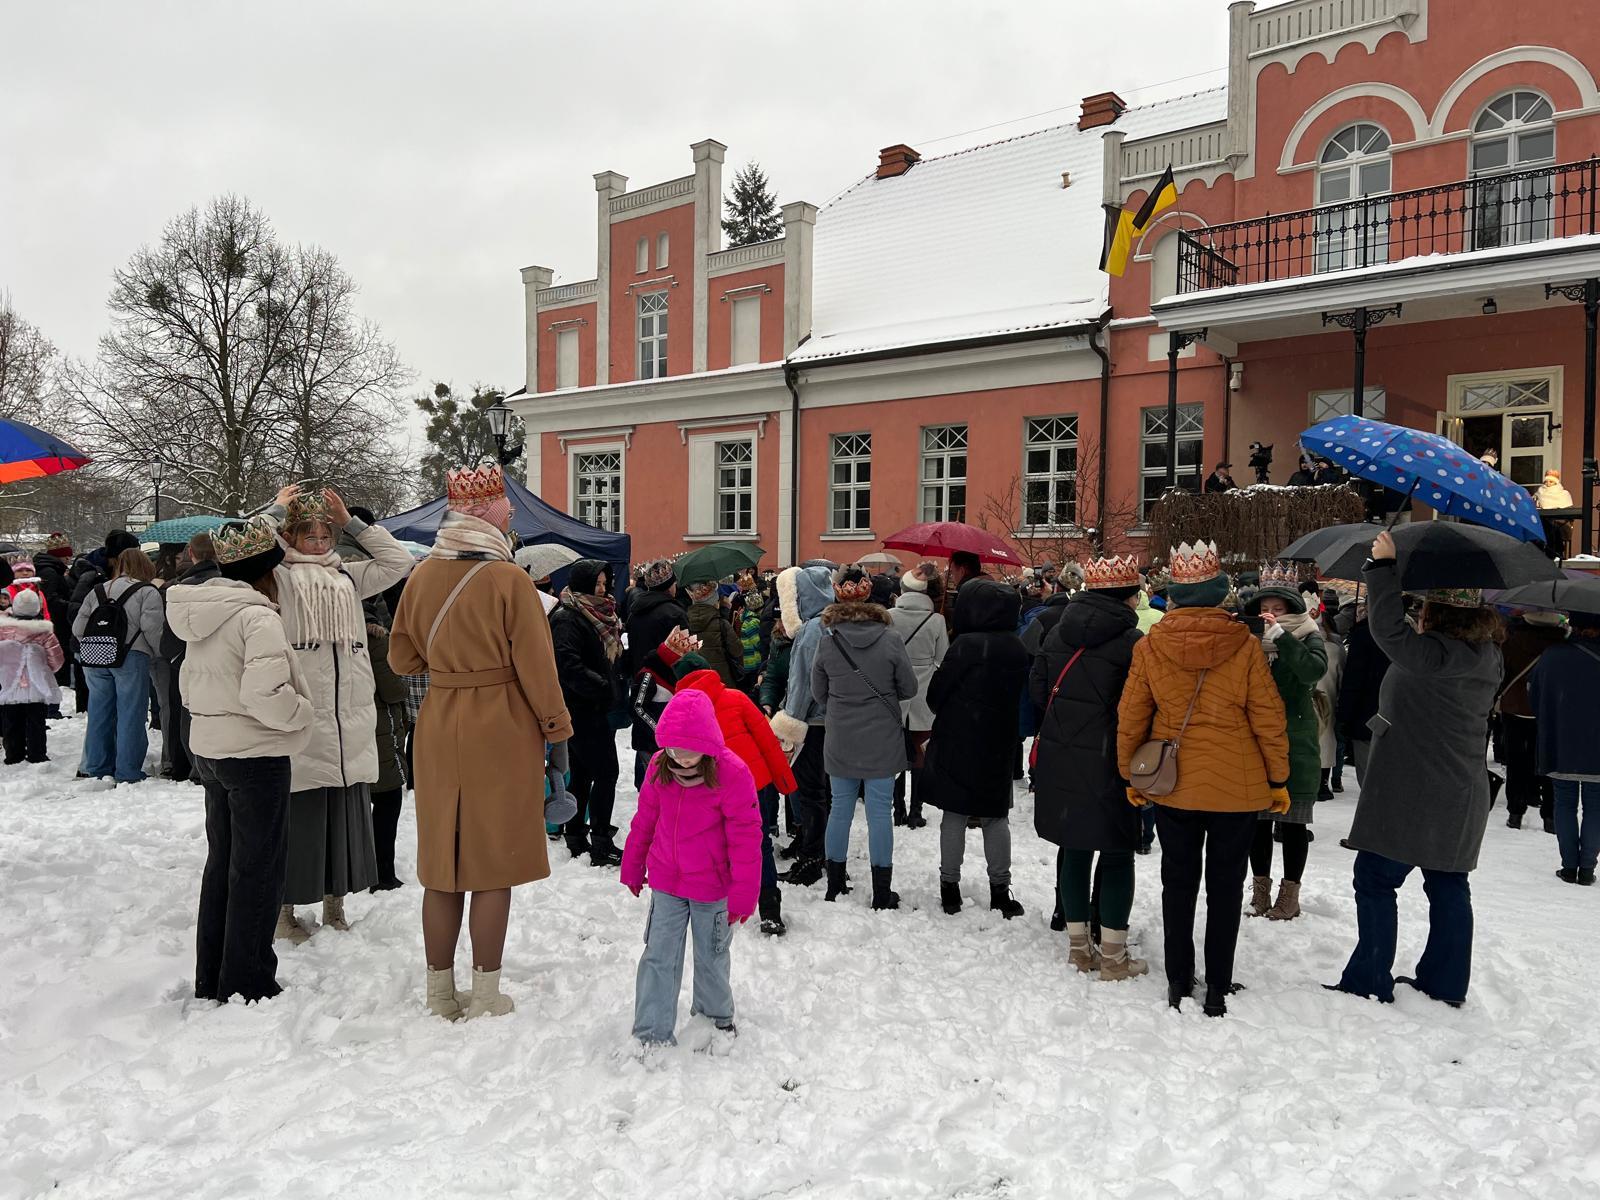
[1346,560,1502,873]
[812,601,917,778]
[887,590,949,732]
[71,576,167,660]
[780,565,838,726]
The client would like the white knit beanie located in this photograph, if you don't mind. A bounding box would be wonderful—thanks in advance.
[10,588,42,618]
[901,569,928,593]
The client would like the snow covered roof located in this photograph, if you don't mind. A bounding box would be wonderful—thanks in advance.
[791,88,1229,364]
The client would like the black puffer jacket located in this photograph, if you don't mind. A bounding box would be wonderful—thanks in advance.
[1019,590,1073,657]
[625,587,685,673]
[1029,589,1142,849]
[549,559,623,725]
[32,554,73,681]
[921,579,1030,819]
[1336,617,1390,743]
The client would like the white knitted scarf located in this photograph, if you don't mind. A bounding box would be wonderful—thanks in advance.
[428,510,513,562]
[279,545,365,646]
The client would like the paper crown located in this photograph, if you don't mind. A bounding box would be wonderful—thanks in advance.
[1258,561,1302,591]
[1083,554,1141,589]
[641,558,675,588]
[447,463,506,505]
[1418,586,1484,609]
[213,518,280,566]
[285,491,332,526]
[45,532,71,553]
[1168,540,1221,585]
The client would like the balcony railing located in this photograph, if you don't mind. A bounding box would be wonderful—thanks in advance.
[1176,157,1600,295]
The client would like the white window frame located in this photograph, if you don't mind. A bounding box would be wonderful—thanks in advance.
[1315,123,1392,272]
[1443,365,1563,490]
[656,232,670,270]
[555,328,579,391]
[829,432,873,534]
[1021,416,1079,530]
[730,295,762,366]
[1139,404,1204,522]
[1470,90,1557,250]
[920,424,968,523]
[568,443,625,533]
[1309,386,1387,423]
[714,437,756,536]
[637,291,668,380]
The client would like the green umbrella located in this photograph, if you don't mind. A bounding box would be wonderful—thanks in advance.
[674,541,765,587]
[142,514,234,544]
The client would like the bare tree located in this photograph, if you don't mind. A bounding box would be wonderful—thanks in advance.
[0,293,55,425]
[976,432,1144,565]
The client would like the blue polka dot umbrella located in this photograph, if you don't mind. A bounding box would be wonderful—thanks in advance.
[1299,417,1544,542]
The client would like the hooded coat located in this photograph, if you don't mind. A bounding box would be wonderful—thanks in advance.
[0,613,65,705]
[1345,561,1502,873]
[778,565,837,727]
[920,580,1030,818]
[164,580,314,760]
[812,601,918,779]
[1031,589,1143,849]
[626,585,686,750]
[1240,592,1329,819]
[886,589,949,732]
[1116,605,1290,812]
[549,559,624,725]
[676,669,797,794]
[684,594,744,686]
[621,690,763,920]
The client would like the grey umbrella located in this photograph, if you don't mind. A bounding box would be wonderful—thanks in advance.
[1488,576,1600,615]
[514,542,582,580]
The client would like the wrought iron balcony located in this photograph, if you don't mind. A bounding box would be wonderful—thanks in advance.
[1176,157,1600,295]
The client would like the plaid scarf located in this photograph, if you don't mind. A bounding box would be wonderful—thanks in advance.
[560,588,624,663]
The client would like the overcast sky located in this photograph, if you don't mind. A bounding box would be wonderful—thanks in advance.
[1,0,1227,398]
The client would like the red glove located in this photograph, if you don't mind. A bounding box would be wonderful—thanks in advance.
[628,883,642,898]
[728,905,754,925]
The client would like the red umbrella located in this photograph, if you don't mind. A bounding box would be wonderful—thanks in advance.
[881,521,1024,567]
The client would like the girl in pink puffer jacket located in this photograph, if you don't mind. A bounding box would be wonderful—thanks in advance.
[622,688,762,1045]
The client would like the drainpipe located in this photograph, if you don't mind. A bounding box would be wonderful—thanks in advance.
[1089,310,1112,554]
[785,361,801,563]
[1221,354,1234,475]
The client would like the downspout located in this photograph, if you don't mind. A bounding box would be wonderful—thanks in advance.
[1221,354,1233,476]
[1089,309,1112,555]
[784,361,801,563]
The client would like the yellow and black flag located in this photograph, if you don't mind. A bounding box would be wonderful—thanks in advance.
[1099,165,1179,277]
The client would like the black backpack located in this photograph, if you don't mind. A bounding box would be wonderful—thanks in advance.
[77,583,151,668]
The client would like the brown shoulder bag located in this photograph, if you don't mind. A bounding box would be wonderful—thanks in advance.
[1128,669,1207,797]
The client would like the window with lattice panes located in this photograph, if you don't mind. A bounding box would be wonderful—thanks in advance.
[637,292,668,380]
[1023,416,1078,528]
[920,425,967,522]
[1471,91,1556,249]
[574,450,622,532]
[1310,387,1387,423]
[1458,378,1551,410]
[1140,404,1204,521]
[1315,123,1392,273]
[829,433,872,533]
[715,440,754,535]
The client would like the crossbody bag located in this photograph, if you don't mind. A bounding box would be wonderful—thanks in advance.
[826,629,904,723]
[1128,669,1208,797]
[1028,647,1085,770]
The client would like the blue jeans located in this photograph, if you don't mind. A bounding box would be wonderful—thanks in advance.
[825,775,895,867]
[1553,779,1599,870]
[82,650,151,783]
[633,892,733,1045]
[1338,850,1473,1005]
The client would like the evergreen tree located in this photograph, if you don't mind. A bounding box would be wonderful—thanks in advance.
[414,382,523,499]
[721,162,782,246]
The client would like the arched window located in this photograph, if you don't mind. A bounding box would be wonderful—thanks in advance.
[1471,91,1555,248]
[1315,123,1392,271]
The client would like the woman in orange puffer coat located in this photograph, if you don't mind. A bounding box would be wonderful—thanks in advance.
[1117,542,1290,1018]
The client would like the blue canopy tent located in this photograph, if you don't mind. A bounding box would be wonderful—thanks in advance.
[378,475,630,589]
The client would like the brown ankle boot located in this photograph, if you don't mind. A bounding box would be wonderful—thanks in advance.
[1266,879,1302,921]
[1098,930,1149,982]
[1249,875,1272,918]
[1066,922,1100,973]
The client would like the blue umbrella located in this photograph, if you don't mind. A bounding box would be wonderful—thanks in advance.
[142,514,235,544]
[1299,417,1544,542]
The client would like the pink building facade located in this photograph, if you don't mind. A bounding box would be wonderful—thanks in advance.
[509,0,1600,565]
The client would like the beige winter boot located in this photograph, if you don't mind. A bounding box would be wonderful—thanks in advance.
[274,905,310,945]
[1249,875,1273,918]
[1066,922,1100,974]
[1266,879,1302,921]
[425,968,464,1022]
[1098,929,1149,982]
[322,894,350,932]
[463,967,515,1020]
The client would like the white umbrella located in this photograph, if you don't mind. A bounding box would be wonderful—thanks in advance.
[514,542,582,580]
[856,550,903,569]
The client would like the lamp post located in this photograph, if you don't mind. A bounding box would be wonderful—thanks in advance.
[484,400,524,468]
[150,458,166,525]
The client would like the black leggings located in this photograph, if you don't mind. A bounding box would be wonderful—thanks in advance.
[1250,820,1309,883]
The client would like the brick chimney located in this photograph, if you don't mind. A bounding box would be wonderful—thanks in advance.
[1078,91,1127,131]
[877,144,921,179]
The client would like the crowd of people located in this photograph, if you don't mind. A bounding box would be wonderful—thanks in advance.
[4,464,1598,1044]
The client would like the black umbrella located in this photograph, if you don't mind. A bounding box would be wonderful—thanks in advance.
[1324,521,1564,590]
[1488,576,1600,615]
[1278,523,1383,574]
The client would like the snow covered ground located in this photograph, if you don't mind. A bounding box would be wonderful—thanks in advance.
[3,714,1599,1200]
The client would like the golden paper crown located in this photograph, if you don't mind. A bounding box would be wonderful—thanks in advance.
[446,463,506,505]
[285,491,332,526]
[1083,554,1141,589]
[1258,561,1301,591]
[213,518,280,566]
[1168,540,1221,585]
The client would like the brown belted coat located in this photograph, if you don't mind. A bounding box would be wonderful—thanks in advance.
[389,558,573,892]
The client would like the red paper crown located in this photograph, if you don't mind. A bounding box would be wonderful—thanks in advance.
[446,463,506,505]
[1168,540,1221,585]
[1083,554,1141,590]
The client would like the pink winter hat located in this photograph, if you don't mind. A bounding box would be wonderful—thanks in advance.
[654,690,726,758]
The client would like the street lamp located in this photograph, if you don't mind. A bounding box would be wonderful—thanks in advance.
[484,400,524,467]
[150,458,166,524]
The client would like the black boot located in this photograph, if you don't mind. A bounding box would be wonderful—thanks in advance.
[1581,867,1597,886]
[785,856,824,887]
[589,837,622,868]
[1168,977,1195,1011]
[824,860,851,902]
[989,883,1024,920]
[1049,895,1065,932]
[1317,769,1333,803]
[778,836,802,860]
[759,889,786,936]
[1331,769,1344,794]
[906,798,927,829]
[1507,811,1523,830]
[1203,981,1244,1018]
[565,828,591,859]
[870,866,900,911]
[941,881,962,915]
[893,795,908,827]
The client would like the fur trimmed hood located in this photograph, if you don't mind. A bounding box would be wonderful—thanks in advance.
[821,601,890,628]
